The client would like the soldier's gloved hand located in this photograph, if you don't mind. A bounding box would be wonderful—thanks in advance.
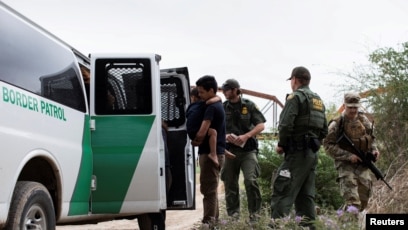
[372,150,380,161]
[349,154,362,164]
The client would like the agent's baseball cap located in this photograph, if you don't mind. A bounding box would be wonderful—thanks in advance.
[222,79,240,90]
[344,92,361,107]
[287,66,311,81]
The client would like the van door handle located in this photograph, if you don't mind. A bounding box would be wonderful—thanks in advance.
[90,119,96,131]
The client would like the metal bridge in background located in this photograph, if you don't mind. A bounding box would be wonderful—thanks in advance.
[190,86,284,138]
[216,87,284,134]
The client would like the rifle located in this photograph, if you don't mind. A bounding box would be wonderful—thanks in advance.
[336,132,393,190]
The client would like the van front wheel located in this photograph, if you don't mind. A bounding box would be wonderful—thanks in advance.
[5,181,56,230]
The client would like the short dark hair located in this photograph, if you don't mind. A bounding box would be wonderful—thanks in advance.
[190,87,199,98]
[196,75,218,93]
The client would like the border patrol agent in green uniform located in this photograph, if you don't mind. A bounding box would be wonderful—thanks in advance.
[221,79,266,224]
[270,66,328,229]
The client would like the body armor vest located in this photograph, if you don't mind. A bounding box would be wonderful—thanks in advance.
[338,114,374,153]
[293,89,326,136]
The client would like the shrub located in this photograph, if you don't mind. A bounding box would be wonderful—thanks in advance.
[315,151,343,209]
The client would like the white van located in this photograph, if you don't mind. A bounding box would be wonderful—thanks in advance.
[0,2,195,229]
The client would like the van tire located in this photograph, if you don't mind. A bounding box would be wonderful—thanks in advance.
[138,212,165,230]
[5,181,56,230]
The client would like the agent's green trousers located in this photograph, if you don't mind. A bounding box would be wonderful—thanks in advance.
[270,148,317,225]
[221,148,261,217]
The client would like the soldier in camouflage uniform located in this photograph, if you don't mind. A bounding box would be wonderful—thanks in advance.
[323,92,380,212]
[270,66,328,229]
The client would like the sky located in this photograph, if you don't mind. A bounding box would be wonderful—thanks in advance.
[2,0,408,129]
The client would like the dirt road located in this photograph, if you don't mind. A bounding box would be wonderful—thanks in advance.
[57,208,202,230]
[57,207,202,230]
[57,183,220,230]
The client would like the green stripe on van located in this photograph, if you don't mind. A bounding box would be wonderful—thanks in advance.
[69,115,93,215]
[90,115,155,213]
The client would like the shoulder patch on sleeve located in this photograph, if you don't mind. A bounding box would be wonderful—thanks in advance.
[286,93,295,100]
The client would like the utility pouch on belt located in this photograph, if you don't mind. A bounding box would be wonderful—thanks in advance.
[291,135,319,152]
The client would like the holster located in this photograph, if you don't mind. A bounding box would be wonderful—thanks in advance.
[309,138,321,153]
[288,136,320,153]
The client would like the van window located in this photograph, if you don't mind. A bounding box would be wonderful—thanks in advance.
[39,65,86,112]
[161,77,186,127]
[94,59,152,115]
[0,11,86,112]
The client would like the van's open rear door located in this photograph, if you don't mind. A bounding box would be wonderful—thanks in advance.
[89,54,164,214]
[160,67,195,210]
[89,54,194,215]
